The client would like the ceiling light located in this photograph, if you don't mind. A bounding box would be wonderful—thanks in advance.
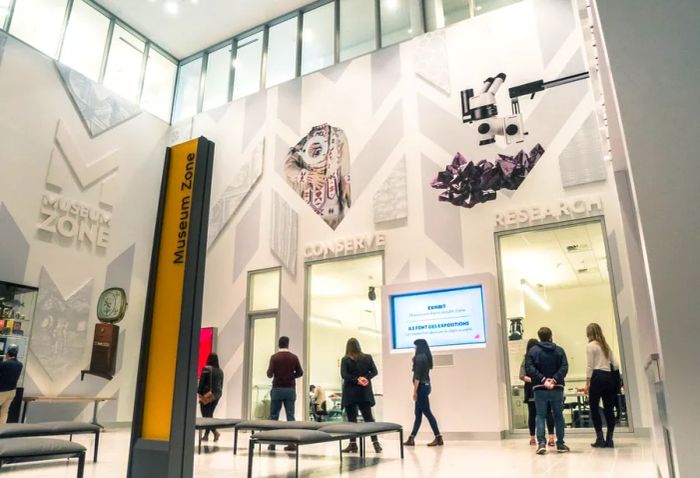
[164,1,179,14]
[520,279,551,311]
[385,0,399,11]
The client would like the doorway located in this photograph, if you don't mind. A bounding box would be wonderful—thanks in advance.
[495,218,631,433]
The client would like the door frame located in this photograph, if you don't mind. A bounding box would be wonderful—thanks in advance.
[493,216,634,434]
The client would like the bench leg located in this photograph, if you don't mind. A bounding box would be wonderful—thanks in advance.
[247,439,255,478]
[77,452,85,478]
[94,430,100,462]
[399,429,404,459]
[198,429,202,455]
[339,440,343,464]
[234,429,238,455]
[295,447,299,478]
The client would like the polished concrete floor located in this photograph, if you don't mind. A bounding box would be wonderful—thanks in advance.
[2,428,657,477]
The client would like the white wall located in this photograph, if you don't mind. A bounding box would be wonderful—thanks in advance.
[594,1,700,476]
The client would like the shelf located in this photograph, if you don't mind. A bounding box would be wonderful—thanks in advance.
[0,334,28,339]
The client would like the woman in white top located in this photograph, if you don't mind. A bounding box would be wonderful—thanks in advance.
[584,323,620,448]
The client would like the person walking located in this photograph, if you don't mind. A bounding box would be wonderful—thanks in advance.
[526,327,569,455]
[0,345,22,426]
[267,336,303,451]
[197,353,224,441]
[403,339,443,447]
[340,338,382,453]
[584,323,621,448]
[520,338,556,447]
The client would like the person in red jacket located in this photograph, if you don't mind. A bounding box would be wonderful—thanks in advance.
[267,336,303,451]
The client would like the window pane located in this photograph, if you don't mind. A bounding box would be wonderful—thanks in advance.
[266,18,297,88]
[232,31,263,99]
[202,44,232,111]
[172,57,202,122]
[249,270,280,312]
[475,0,522,16]
[340,0,376,62]
[1,0,11,28]
[141,49,177,122]
[380,0,422,47]
[423,0,443,31]
[59,0,109,81]
[9,0,68,57]
[103,25,145,102]
[443,0,470,26]
[301,3,334,75]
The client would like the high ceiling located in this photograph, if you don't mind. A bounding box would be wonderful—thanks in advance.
[93,0,312,58]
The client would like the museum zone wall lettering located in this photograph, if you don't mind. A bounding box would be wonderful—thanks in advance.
[38,193,111,249]
[173,153,195,264]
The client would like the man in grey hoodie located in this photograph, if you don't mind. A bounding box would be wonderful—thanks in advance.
[526,327,570,455]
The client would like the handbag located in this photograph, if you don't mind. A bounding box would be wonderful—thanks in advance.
[199,366,215,405]
[610,361,622,391]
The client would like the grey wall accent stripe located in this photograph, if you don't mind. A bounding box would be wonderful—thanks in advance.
[270,191,299,275]
[277,77,302,136]
[242,89,268,150]
[319,59,352,83]
[534,0,576,67]
[425,258,445,279]
[391,261,411,284]
[371,44,401,114]
[417,92,480,157]
[0,203,29,284]
[217,301,246,368]
[105,244,136,294]
[233,195,263,282]
[559,112,607,187]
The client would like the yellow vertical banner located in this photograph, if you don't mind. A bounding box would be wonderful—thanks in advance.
[141,139,199,440]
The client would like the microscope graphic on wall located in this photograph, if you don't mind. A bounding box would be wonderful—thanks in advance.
[461,71,591,146]
[81,288,127,381]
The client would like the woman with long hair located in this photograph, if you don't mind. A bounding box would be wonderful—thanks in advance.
[585,323,620,448]
[340,338,382,453]
[403,339,443,447]
[197,353,224,441]
[521,338,556,446]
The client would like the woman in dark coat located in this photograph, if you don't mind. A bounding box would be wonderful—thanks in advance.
[198,353,224,441]
[340,338,382,453]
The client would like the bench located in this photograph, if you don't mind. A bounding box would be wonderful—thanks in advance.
[246,429,350,478]
[319,422,404,458]
[0,421,101,462]
[0,438,86,477]
[233,420,326,455]
[194,418,243,454]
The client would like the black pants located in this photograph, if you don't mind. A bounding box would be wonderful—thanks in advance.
[527,401,554,435]
[589,370,617,437]
[200,399,219,434]
[411,383,441,437]
[345,402,378,443]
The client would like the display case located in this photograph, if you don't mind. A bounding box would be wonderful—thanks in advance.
[0,280,38,387]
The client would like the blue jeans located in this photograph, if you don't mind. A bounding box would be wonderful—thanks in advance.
[534,388,565,446]
[411,383,441,437]
[270,388,296,421]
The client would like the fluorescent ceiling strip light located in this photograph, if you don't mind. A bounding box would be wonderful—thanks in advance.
[520,280,551,311]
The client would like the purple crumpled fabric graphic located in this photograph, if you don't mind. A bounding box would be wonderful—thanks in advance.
[430,144,545,208]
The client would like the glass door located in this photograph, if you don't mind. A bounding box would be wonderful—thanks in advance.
[248,315,277,420]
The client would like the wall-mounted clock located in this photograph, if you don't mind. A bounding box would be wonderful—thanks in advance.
[97,287,127,323]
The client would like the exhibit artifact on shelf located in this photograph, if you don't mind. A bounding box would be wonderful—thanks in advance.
[0,280,38,423]
[82,287,128,381]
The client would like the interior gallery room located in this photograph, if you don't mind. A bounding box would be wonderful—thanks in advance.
[0,0,697,477]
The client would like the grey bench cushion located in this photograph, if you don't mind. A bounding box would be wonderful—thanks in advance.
[238,420,325,431]
[252,429,335,444]
[41,422,101,434]
[0,438,85,458]
[0,424,48,438]
[196,418,242,428]
[320,422,402,434]
[0,422,99,439]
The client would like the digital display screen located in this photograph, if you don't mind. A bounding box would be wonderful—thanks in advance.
[391,285,487,350]
[198,327,215,378]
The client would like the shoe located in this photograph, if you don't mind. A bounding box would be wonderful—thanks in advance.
[267,444,276,451]
[529,437,536,446]
[373,441,383,453]
[212,430,220,442]
[556,444,570,453]
[403,435,415,447]
[591,432,605,448]
[547,436,555,447]
[427,435,444,447]
[342,443,358,453]
[605,439,615,449]
[202,433,210,442]
[284,444,297,452]
[536,444,547,455]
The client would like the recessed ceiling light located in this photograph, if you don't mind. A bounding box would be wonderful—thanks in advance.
[385,0,398,11]
[164,1,179,15]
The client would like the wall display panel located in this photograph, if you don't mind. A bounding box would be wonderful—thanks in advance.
[103,25,145,103]
[380,0,422,47]
[391,285,487,350]
[202,44,232,112]
[173,57,203,122]
[198,327,215,378]
[232,31,263,100]
[340,0,377,62]
[8,0,68,57]
[59,0,110,81]
[301,2,335,75]
[141,48,177,121]
[266,18,298,88]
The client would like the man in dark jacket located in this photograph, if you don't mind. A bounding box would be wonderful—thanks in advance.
[526,327,569,454]
[0,345,23,425]
[267,336,303,451]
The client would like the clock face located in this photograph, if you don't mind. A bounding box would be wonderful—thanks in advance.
[97,288,127,323]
